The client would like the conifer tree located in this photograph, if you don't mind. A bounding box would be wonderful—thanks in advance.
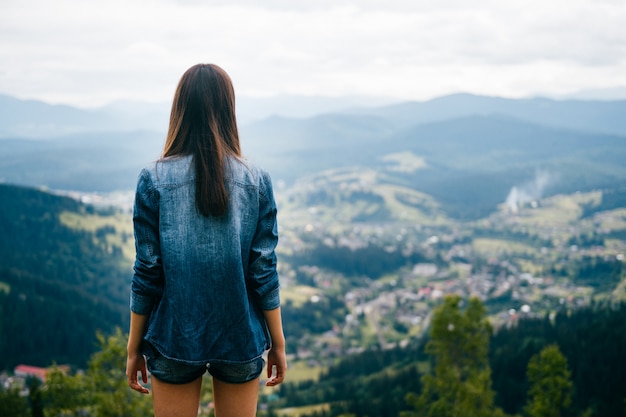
[524,344,573,417]
[402,295,507,417]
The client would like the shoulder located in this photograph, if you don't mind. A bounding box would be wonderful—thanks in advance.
[228,157,274,190]
[140,155,194,187]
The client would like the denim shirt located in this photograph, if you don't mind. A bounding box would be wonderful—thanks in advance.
[131,154,280,365]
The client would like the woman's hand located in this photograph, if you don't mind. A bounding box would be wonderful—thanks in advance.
[126,312,150,394]
[262,307,287,386]
[265,345,287,386]
[126,352,150,394]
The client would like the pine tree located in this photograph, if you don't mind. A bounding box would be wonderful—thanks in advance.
[403,295,507,417]
[524,344,573,417]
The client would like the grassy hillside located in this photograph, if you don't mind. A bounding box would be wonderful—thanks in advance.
[276,167,450,227]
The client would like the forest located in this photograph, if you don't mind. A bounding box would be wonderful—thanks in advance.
[273,298,626,417]
[0,184,130,369]
[2,297,625,417]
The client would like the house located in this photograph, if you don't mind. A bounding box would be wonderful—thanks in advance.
[14,365,48,382]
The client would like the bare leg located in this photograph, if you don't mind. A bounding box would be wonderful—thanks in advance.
[212,377,260,417]
[152,376,203,417]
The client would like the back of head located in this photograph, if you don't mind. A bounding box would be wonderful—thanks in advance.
[163,63,241,217]
[164,63,240,157]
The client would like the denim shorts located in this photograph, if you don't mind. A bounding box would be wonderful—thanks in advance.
[143,342,265,384]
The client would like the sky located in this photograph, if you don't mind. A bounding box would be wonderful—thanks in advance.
[1,0,626,108]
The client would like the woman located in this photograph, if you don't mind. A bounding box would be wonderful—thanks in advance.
[126,63,286,417]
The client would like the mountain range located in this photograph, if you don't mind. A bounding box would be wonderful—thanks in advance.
[1,92,625,220]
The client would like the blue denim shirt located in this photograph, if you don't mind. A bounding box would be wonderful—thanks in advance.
[131,154,280,365]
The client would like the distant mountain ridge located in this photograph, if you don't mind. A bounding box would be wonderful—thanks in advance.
[0,94,170,138]
[0,94,113,138]
[0,93,392,138]
[3,92,626,137]
[342,93,626,136]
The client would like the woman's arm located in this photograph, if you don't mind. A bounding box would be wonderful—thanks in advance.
[263,307,287,386]
[126,170,162,394]
[126,312,150,394]
[248,170,286,385]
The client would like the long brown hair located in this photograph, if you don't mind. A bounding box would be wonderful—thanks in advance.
[162,64,241,217]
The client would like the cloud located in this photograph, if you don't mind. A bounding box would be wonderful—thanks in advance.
[1,0,625,107]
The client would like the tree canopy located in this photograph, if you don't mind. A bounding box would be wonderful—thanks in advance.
[403,295,507,417]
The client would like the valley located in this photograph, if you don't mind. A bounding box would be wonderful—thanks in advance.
[1,92,625,416]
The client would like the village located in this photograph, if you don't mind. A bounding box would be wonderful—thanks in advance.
[273,188,626,364]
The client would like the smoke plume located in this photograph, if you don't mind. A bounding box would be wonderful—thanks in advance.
[505,170,558,213]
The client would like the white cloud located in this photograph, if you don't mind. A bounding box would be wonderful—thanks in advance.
[1,0,625,107]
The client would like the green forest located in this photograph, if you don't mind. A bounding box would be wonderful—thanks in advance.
[0,184,130,369]
[273,298,626,417]
[2,297,625,417]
